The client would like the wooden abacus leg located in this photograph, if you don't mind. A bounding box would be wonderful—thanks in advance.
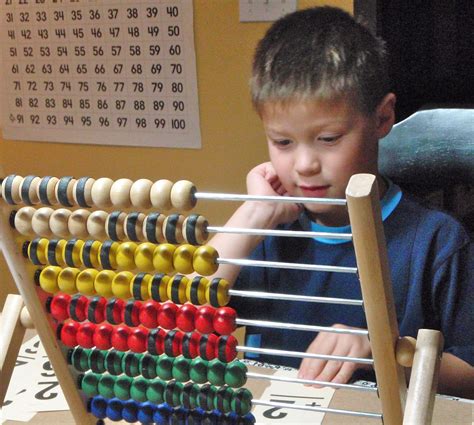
[0,294,28,405]
[403,329,443,425]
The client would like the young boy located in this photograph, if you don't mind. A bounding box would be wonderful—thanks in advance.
[210,6,473,398]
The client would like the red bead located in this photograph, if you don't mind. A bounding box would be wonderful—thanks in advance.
[49,294,71,322]
[93,323,113,350]
[128,327,150,353]
[216,335,238,362]
[139,300,160,328]
[111,325,131,351]
[106,298,125,325]
[148,328,167,355]
[176,303,197,332]
[158,302,178,330]
[86,296,107,324]
[195,305,216,334]
[182,332,201,358]
[213,307,237,335]
[59,321,80,346]
[164,329,184,357]
[199,333,218,360]
[69,295,88,322]
[123,300,142,327]
[76,322,97,348]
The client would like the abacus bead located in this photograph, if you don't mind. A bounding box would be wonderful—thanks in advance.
[150,179,173,210]
[122,352,143,377]
[183,214,209,246]
[76,268,99,296]
[140,354,158,379]
[106,398,124,422]
[180,382,199,410]
[231,388,253,415]
[59,321,80,346]
[49,208,72,238]
[139,300,160,328]
[173,244,197,274]
[81,373,100,396]
[213,307,237,335]
[97,374,116,399]
[105,350,125,376]
[89,395,108,420]
[176,303,197,332]
[13,207,35,235]
[106,298,125,325]
[86,296,107,324]
[38,176,60,206]
[158,301,179,329]
[99,240,119,270]
[172,356,191,382]
[153,243,177,274]
[225,361,248,388]
[153,403,173,425]
[76,322,96,348]
[143,212,166,244]
[168,274,189,304]
[68,209,91,239]
[94,270,116,298]
[147,328,166,355]
[115,242,137,269]
[69,294,88,322]
[114,375,133,400]
[49,294,71,321]
[111,270,134,299]
[39,265,62,293]
[134,242,156,272]
[396,336,417,367]
[187,276,209,306]
[216,335,238,363]
[189,358,209,384]
[56,176,76,207]
[28,237,48,265]
[164,330,184,357]
[146,380,165,404]
[195,305,216,334]
[156,355,175,380]
[130,179,153,209]
[199,333,218,361]
[20,175,41,205]
[164,380,184,407]
[2,174,23,204]
[193,245,219,276]
[110,178,133,208]
[215,386,234,413]
[170,180,197,211]
[137,401,156,424]
[196,383,216,411]
[206,278,231,307]
[47,239,67,267]
[207,358,226,386]
[182,332,202,359]
[128,327,149,353]
[86,210,108,240]
[63,239,84,268]
[57,267,80,294]
[93,323,114,350]
[81,240,101,269]
[31,207,55,237]
[106,211,127,241]
[124,212,146,242]
[149,273,170,302]
[163,214,185,244]
[122,400,140,423]
[123,300,142,327]
[69,347,89,372]
[111,325,131,351]
[73,176,95,208]
[88,349,107,374]
[131,272,151,301]
[91,177,114,208]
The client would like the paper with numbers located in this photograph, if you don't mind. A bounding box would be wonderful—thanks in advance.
[0,0,201,148]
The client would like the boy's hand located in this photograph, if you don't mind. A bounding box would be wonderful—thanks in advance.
[246,162,302,226]
[297,324,372,386]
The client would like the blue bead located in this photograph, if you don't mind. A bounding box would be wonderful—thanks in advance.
[89,396,107,419]
[137,401,156,424]
[122,400,139,423]
[153,403,173,425]
[242,413,256,425]
[106,398,123,422]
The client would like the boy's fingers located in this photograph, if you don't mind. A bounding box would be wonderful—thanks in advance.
[298,333,337,381]
[298,358,327,385]
[314,360,344,384]
[331,360,358,385]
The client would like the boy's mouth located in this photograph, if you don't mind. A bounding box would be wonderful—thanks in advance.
[299,185,330,197]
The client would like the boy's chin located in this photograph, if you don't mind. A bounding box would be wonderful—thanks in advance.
[304,205,350,227]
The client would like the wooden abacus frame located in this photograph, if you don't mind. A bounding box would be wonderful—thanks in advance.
[0,170,443,425]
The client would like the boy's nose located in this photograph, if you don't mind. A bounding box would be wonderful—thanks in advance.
[294,149,321,176]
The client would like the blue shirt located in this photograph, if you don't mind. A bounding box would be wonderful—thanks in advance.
[231,185,473,371]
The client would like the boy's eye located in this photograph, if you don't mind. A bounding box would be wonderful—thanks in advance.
[273,139,292,147]
[318,135,341,143]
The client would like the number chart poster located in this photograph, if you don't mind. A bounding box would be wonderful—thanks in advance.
[0,0,201,149]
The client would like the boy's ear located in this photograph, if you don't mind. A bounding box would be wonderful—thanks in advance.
[375,93,396,139]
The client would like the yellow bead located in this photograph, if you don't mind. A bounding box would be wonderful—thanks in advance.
[94,270,116,298]
[206,277,230,307]
[148,273,170,302]
[76,269,99,296]
[186,276,208,305]
[99,241,119,270]
[193,245,219,276]
[29,238,49,265]
[173,244,196,275]
[39,266,62,294]
[80,240,102,269]
[152,243,176,275]
[131,273,152,301]
[112,271,134,299]
[63,239,85,268]
[134,242,156,272]
[57,267,80,294]
[167,274,189,304]
[49,239,67,267]
[116,242,138,269]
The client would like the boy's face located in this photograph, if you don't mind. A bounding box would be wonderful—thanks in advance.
[260,96,394,226]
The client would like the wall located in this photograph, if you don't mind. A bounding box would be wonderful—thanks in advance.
[0,0,352,306]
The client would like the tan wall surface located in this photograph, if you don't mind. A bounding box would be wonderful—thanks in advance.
[0,0,352,306]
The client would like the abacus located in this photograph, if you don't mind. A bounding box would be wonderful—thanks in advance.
[0,172,443,424]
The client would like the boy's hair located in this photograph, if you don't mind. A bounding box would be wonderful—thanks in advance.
[251,6,390,114]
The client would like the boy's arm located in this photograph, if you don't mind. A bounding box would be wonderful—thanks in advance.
[438,353,474,399]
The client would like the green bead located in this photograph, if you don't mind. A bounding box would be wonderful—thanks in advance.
[197,383,217,411]
[71,348,89,372]
[114,375,133,400]
[189,357,208,384]
[98,374,116,399]
[130,376,149,402]
[164,380,184,407]
[146,379,165,404]
[172,356,191,382]
[215,386,234,413]
[80,373,100,397]
[231,388,253,415]
[207,358,226,386]
[140,354,158,379]
[180,382,199,409]
[105,350,125,375]
[122,352,142,377]
[156,355,175,380]
[224,361,248,388]
[88,349,107,374]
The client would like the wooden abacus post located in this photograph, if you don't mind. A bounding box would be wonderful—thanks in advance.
[346,174,407,425]
[0,174,95,423]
